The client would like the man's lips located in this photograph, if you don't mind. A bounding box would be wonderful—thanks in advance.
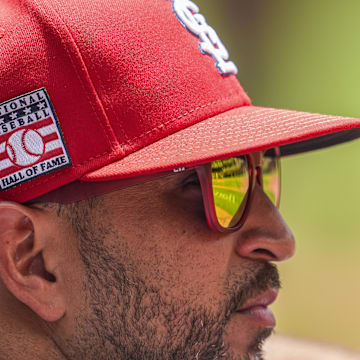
[234,288,279,328]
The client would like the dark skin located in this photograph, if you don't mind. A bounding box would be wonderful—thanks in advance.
[0,167,294,360]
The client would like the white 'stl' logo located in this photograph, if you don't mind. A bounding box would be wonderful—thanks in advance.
[172,0,238,76]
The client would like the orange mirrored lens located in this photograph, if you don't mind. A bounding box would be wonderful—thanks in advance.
[211,157,249,228]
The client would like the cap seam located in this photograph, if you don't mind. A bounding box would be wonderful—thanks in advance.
[32,0,122,154]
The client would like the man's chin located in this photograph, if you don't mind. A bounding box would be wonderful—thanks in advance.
[223,317,274,359]
[247,328,273,358]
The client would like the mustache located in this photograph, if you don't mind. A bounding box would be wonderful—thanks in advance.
[225,262,281,317]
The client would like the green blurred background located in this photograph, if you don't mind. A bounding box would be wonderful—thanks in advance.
[196,0,360,351]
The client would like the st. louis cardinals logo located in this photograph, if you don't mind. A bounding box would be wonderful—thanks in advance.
[0,89,71,190]
[171,0,238,76]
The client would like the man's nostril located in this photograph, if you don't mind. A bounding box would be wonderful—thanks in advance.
[253,248,276,259]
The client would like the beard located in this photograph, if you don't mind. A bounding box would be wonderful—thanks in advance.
[59,221,280,360]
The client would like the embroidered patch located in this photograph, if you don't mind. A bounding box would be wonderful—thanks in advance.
[0,88,71,190]
[171,0,238,76]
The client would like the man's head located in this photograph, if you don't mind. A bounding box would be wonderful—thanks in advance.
[0,0,358,359]
[0,156,294,359]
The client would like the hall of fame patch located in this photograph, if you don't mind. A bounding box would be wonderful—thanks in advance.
[0,88,71,190]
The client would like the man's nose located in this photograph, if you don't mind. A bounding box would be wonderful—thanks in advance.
[235,183,295,262]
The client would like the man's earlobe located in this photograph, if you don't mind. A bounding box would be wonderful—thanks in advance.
[0,202,65,322]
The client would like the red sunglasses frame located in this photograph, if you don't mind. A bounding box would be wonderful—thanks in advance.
[198,148,281,232]
[29,148,281,233]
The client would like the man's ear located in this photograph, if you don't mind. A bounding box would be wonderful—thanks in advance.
[0,201,65,322]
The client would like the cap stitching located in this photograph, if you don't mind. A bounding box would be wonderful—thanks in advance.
[108,115,357,167]
[184,117,355,141]
[185,108,352,130]
[32,0,120,152]
[83,115,358,179]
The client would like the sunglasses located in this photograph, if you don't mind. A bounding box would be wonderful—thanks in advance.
[30,148,281,233]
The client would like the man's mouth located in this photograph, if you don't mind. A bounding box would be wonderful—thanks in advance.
[234,288,279,328]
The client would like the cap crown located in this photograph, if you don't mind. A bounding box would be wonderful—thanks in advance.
[0,0,250,202]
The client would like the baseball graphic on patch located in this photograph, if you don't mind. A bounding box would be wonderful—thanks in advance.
[6,129,45,167]
[0,88,71,191]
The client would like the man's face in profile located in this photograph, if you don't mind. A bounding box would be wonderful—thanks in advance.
[35,168,295,360]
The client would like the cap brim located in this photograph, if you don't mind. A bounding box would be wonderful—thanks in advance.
[82,105,360,181]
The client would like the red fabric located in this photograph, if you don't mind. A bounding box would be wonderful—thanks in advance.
[82,106,360,180]
[45,0,249,151]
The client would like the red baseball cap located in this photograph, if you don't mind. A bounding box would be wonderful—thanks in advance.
[0,0,359,203]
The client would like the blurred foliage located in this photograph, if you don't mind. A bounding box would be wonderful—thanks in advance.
[196,0,360,351]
